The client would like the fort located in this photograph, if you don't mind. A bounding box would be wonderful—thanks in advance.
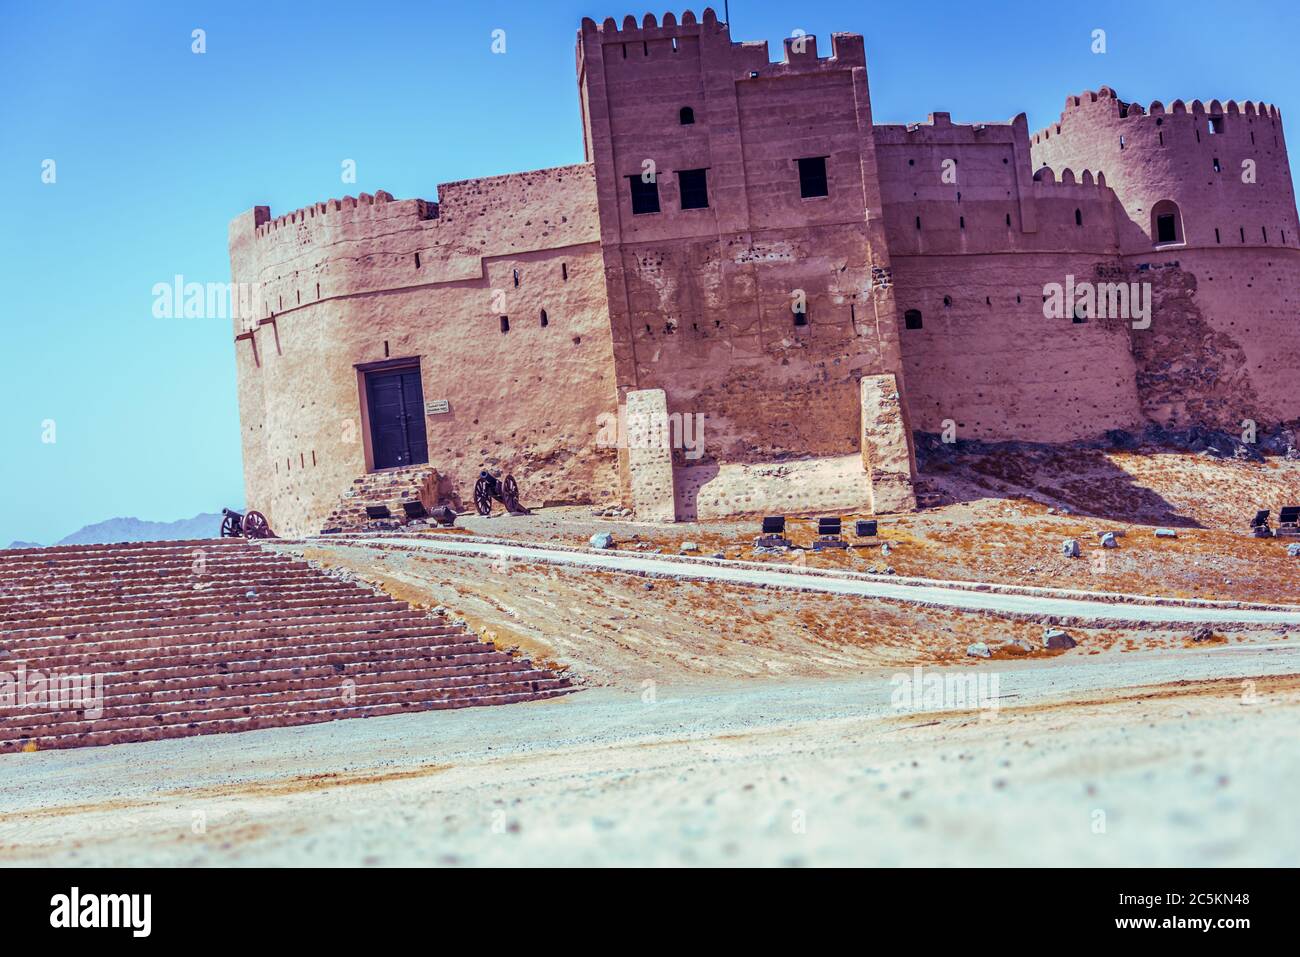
[228,8,1300,538]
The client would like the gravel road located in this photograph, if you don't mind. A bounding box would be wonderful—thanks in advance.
[331,535,1300,626]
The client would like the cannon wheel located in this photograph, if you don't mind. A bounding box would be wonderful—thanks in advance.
[220,513,242,538]
[473,476,493,516]
[502,475,520,513]
[241,510,272,539]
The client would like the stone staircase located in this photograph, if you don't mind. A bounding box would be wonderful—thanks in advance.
[0,538,571,752]
[321,466,441,533]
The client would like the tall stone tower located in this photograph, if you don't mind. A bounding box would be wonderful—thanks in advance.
[575,9,917,517]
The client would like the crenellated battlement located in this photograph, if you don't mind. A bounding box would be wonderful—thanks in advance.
[1031,165,1109,191]
[580,8,722,39]
[252,190,437,239]
[239,164,597,250]
[1032,86,1282,145]
[577,9,865,71]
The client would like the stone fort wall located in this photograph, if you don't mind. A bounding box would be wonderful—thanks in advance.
[228,167,620,537]
[1031,88,1300,430]
[228,9,1300,536]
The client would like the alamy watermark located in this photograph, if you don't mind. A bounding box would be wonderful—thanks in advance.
[2,664,104,720]
[152,274,264,327]
[596,406,705,460]
[1042,274,1151,329]
[890,665,1001,719]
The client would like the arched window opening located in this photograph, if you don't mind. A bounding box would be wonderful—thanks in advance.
[1151,199,1184,245]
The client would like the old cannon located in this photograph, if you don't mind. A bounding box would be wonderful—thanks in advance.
[472,471,524,516]
[221,507,275,539]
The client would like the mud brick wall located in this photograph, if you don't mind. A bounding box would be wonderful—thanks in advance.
[578,12,909,476]
[228,168,621,537]
[1032,88,1300,430]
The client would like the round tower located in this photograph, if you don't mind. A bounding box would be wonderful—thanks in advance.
[1031,87,1298,253]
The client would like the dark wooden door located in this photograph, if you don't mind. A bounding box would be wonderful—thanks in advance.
[366,368,428,470]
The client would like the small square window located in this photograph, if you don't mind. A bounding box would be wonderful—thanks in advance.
[797,156,829,198]
[1208,116,1224,135]
[1156,214,1178,244]
[677,168,709,209]
[628,176,660,214]
[903,309,922,330]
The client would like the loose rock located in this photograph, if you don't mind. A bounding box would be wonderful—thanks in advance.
[1043,628,1077,650]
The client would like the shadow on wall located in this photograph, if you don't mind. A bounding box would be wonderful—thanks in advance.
[673,460,721,522]
[914,433,1206,528]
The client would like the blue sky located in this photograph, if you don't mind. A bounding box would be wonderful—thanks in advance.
[1,0,1297,545]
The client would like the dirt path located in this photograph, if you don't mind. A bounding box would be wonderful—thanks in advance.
[324,534,1300,627]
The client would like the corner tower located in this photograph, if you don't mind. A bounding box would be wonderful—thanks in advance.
[1032,87,1300,429]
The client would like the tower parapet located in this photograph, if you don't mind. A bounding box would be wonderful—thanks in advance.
[1031,86,1297,252]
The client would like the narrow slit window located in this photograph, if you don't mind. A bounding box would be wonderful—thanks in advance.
[499,316,510,333]
[561,262,568,281]
[414,252,421,268]
[797,156,829,198]
[1213,157,1221,173]
[677,168,709,209]
[628,175,660,214]
[512,269,520,287]
[1075,208,1083,226]
[540,309,549,327]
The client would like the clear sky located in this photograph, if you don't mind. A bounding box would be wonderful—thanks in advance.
[2,0,1297,545]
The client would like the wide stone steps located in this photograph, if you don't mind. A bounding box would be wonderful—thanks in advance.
[0,539,572,751]
[13,688,571,751]
[4,681,572,750]
[0,668,566,738]
[0,592,407,634]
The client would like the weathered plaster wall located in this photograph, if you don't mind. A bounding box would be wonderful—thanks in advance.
[228,168,620,536]
[876,113,1142,441]
[1032,88,1300,429]
[576,11,912,518]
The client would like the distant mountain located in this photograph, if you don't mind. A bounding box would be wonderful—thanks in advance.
[55,513,226,546]
[5,512,228,549]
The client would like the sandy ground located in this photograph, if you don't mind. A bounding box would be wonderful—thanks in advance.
[428,449,1300,606]
[3,645,1298,866]
[2,447,1296,866]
